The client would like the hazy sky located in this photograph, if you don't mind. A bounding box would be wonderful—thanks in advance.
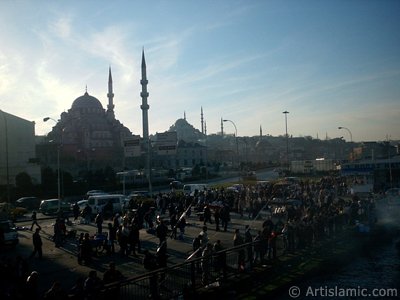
[0,0,399,142]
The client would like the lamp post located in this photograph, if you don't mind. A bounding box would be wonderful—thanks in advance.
[283,111,289,170]
[44,117,61,212]
[0,110,10,202]
[338,126,353,142]
[223,119,239,168]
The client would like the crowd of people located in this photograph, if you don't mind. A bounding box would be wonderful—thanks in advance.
[0,175,378,299]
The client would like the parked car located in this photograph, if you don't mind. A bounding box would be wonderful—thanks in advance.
[70,199,88,212]
[39,199,71,215]
[0,219,19,247]
[85,190,107,199]
[0,202,28,220]
[170,180,183,190]
[183,183,208,195]
[87,194,126,215]
[15,197,41,210]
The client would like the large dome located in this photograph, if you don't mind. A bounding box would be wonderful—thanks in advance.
[71,92,104,110]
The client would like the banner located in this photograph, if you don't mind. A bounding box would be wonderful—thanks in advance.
[156,131,177,155]
[124,135,141,157]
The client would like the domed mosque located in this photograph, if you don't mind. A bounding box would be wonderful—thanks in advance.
[45,68,133,175]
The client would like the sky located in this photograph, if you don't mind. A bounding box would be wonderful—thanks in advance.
[0,0,399,142]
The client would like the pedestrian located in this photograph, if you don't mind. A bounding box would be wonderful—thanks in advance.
[72,202,80,221]
[233,228,245,272]
[30,228,43,259]
[177,215,186,240]
[30,211,41,231]
[53,218,65,247]
[82,204,92,224]
[103,261,123,297]
[68,277,85,300]
[155,218,168,246]
[169,213,178,239]
[203,205,212,225]
[156,240,168,270]
[103,261,123,284]
[192,234,202,272]
[244,225,253,269]
[143,250,158,298]
[24,271,39,300]
[118,223,130,256]
[214,207,221,231]
[81,233,93,265]
[128,222,140,256]
[221,205,230,232]
[107,223,117,255]
[199,225,209,247]
[253,230,262,264]
[95,213,103,234]
[84,270,103,300]
[43,280,67,300]
[212,240,225,277]
[201,243,213,286]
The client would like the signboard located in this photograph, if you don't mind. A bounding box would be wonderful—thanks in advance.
[156,131,177,155]
[124,135,141,157]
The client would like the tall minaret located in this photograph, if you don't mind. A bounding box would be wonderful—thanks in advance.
[107,66,115,118]
[201,107,204,134]
[221,118,224,136]
[140,49,150,141]
[260,125,262,137]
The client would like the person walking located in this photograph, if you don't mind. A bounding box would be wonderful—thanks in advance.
[30,211,41,231]
[30,228,43,259]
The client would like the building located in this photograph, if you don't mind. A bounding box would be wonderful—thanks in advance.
[0,110,41,190]
[38,69,133,176]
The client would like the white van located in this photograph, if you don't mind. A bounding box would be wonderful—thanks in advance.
[183,183,208,195]
[87,194,125,215]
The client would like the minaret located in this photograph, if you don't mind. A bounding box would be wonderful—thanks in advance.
[201,107,204,134]
[221,118,224,136]
[140,49,152,193]
[107,66,115,118]
[140,49,150,141]
[260,125,262,137]
[184,111,186,120]
[204,121,207,136]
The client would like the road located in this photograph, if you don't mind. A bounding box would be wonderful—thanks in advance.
[1,168,281,296]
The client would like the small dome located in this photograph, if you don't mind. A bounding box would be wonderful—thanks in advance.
[71,92,103,110]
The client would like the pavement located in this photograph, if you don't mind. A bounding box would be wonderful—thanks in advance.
[3,209,269,296]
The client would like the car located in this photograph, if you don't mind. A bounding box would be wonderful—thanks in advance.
[183,184,208,195]
[0,202,28,220]
[0,219,19,246]
[39,199,71,215]
[70,199,88,211]
[169,180,183,190]
[15,197,41,210]
[85,190,107,199]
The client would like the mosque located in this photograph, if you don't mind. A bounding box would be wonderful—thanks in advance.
[41,67,133,176]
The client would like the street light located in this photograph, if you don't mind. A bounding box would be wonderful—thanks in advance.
[223,119,239,167]
[338,126,353,142]
[44,117,61,212]
[283,111,289,169]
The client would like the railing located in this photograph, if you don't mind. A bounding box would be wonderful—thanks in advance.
[101,242,255,299]
[98,212,352,299]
